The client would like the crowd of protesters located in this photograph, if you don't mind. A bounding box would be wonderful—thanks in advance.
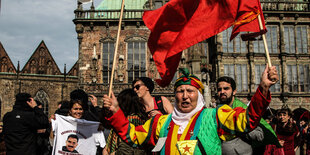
[0,65,310,155]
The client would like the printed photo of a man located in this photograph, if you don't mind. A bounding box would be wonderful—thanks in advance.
[62,134,79,153]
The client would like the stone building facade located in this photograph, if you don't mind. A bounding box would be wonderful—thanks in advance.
[0,0,309,119]
[73,0,310,110]
[0,41,79,118]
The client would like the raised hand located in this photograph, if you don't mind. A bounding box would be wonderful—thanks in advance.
[89,95,98,107]
[260,64,279,96]
[27,98,37,108]
[103,91,119,114]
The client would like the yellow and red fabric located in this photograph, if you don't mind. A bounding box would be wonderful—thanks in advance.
[174,68,204,94]
[106,86,271,154]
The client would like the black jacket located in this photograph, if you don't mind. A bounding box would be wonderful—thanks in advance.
[3,106,49,155]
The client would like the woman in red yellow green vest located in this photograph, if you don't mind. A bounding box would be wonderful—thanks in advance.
[103,65,279,154]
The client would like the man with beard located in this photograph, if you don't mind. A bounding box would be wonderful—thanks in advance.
[217,76,280,155]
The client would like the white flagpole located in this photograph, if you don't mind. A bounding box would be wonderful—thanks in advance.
[258,15,272,67]
[108,0,125,97]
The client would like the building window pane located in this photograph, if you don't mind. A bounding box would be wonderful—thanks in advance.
[299,64,310,92]
[127,41,146,82]
[254,25,278,53]
[287,65,298,92]
[267,26,279,53]
[300,65,304,92]
[224,64,248,92]
[296,26,308,54]
[221,27,246,53]
[255,64,280,92]
[306,65,310,92]
[271,65,281,92]
[253,38,264,53]
[284,26,295,54]
[102,42,115,82]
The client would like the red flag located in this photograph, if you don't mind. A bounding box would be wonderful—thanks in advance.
[230,0,267,41]
[143,0,266,87]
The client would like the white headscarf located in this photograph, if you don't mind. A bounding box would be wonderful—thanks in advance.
[171,90,205,134]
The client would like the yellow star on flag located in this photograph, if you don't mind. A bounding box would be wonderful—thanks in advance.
[176,140,197,155]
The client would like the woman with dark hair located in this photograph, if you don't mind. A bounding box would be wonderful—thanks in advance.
[104,89,148,155]
[51,99,106,154]
[68,99,84,119]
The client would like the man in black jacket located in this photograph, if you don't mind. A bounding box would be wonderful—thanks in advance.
[3,93,49,155]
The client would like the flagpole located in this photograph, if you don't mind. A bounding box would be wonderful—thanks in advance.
[258,15,276,115]
[258,15,272,67]
[108,0,125,97]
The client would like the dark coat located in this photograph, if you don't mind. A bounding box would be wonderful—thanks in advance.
[3,106,49,155]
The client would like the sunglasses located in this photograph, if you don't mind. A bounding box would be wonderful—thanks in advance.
[133,84,144,90]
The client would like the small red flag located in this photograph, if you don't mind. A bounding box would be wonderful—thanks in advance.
[143,0,267,87]
[230,0,267,41]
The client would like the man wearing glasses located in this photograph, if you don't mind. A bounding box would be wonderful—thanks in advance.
[132,77,173,117]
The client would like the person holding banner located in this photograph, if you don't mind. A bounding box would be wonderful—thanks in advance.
[51,99,106,155]
[103,64,278,154]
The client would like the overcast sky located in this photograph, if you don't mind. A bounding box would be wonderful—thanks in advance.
[0,0,99,72]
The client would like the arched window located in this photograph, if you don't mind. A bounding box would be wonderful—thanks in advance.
[125,36,147,82]
[30,60,37,74]
[127,41,146,82]
[101,38,115,82]
[47,61,53,75]
[1,57,8,72]
[34,90,49,115]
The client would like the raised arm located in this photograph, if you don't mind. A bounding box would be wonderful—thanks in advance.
[28,98,49,129]
[217,64,279,141]
[103,92,164,147]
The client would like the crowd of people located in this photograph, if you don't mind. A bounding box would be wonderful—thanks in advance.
[0,65,309,155]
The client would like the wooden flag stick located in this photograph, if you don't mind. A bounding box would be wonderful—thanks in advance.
[258,15,272,67]
[258,15,276,115]
[108,0,125,97]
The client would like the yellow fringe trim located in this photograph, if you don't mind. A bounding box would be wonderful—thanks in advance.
[233,10,260,26]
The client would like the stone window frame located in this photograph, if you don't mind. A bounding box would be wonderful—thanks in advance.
[223,63,249,92]
[284,25,296,54]
[100,37,115,83]
[287,64,310,92]
[125,36,148,82]
[30,59,37,74]
[34,89,49,115]
[221,27,247,53]
[296,25,308,54]
[1,57,8,72]
[255,64,281,92]
[253,25,279,54]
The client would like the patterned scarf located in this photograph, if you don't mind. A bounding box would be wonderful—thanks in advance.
[105,115,146,153]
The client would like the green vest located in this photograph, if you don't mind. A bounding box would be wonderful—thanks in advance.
[159,108,221,155]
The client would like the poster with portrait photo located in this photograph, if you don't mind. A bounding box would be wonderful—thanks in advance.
[51,114,106,155]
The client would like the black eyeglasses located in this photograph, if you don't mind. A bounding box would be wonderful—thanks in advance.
[133,84,144,90]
